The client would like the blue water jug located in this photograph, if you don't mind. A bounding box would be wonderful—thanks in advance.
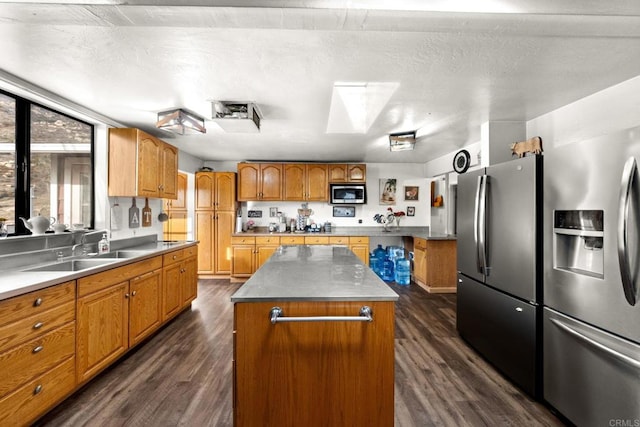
[394,258,411,286]
[373,244,386,260]
[370,255,384,278]
[382,257,395,282]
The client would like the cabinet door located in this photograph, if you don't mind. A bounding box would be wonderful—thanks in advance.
[260,163,283,200]
[237,163,260,201]
[171,172,188,209]
[164,210,188,241]
[350,245,369,266]
[306,164,328,201]
[182,256,198,306]
[214,210,234,275]
[77,282,129,384]
[195,172,214,209]
[129,269,162,346]
[256,246,278,271]
[328,164,347,182]
[137,135,161,197]
[283,164,306,201]
[196,211,214,274]
[347,164,366,182]
[160,142,178,199]
[414,246,427,286]
[162,262,183,321]
[215,172,237,211]
[232,245,255,277]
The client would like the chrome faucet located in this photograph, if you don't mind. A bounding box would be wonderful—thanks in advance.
[71,230,106,256]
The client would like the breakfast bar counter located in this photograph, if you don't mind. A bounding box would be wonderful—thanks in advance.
[231,245,397,427]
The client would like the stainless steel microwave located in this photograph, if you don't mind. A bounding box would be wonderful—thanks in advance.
[330,184,366,204]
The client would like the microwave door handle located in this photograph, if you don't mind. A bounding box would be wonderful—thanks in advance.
[617,156,638,306]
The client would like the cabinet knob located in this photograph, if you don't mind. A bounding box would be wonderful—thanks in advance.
[132,290,137,297]
[33,297,43,307]
[33,384,43,395]
[33,322,44,330]
[32,345,44,354]
[173,255,177,259]
[125,293,130,299]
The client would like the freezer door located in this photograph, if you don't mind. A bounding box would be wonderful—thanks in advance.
[456,167,486,284]
[485,155,541,302]
[457,274,539,397]
[544,307,640,427]
[543,126,640,343]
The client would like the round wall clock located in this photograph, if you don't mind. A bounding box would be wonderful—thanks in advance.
[453,149,471,173]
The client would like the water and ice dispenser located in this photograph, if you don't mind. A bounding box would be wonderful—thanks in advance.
[553,210,604,278]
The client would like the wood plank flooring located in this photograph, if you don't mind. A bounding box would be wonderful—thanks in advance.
[35,280,565,427]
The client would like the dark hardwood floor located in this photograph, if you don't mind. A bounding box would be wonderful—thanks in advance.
[35,279,564,427]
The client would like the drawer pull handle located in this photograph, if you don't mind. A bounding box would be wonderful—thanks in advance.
[269,306,373,324]
[33,322,44,329]
[34,384,43,395]
[32,345,44,354]
[173,255,177,259]
[34,298,43,307]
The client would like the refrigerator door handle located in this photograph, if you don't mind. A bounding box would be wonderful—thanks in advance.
[477,175,489,275]
[617,156,638,306]
[474,175,485,274]
[550,317,640,370]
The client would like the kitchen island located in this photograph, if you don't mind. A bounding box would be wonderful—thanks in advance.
[231,245,398,427]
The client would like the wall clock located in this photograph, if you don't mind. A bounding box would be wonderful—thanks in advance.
[453,150,471,173]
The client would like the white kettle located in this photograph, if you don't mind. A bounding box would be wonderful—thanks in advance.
[19,215,55,235]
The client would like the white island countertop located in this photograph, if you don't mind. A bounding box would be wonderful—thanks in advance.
[231,245,399,303]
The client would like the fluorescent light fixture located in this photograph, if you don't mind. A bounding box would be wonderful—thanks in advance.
[389,131,416,151]
[156,108,206,135]
[326,82,399,134]
[211,101,262,132]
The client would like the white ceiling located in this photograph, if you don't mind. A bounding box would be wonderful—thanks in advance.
[1,1,640,164]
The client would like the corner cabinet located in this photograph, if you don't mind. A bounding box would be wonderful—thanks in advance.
[108,128,178,199]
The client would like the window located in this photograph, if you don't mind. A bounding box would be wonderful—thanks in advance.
[0,90,94,235]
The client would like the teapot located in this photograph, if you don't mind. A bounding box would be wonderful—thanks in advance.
[19,215,55,235]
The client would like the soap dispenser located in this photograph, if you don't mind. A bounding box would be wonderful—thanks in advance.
[98,233,110,254]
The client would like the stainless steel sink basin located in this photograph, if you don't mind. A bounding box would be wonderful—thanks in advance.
[23,259,117,272]
[94,250,149,259]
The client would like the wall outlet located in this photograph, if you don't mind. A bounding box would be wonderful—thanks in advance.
[358,219,362,224]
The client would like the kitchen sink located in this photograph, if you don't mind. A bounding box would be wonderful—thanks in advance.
[23,258,117,272]
[94,250,150,259]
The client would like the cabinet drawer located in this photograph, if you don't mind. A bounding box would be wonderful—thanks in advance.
[163,249,184,265]
[0,356,75,426]
[231,236,256,245]
[183,245,197,258]
[280,236,305,245]
[256,236,280,245]
[349,236,369,245]
[0,281,75,327]
[329,236,349,245]
[77,257,162,298]
[0,301,75,354]
[305,236,329,245]
[414,237,427,250]
[0,321,75,397]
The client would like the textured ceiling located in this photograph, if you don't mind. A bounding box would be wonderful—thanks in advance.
[1,1,640,164]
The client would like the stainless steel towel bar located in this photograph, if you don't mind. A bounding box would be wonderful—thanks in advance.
[269,306,373,324]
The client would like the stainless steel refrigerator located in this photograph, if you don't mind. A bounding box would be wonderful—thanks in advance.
[456,155,542,398]
[543,127,640,427]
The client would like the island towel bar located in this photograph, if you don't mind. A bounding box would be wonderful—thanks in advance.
[269,306,373,324]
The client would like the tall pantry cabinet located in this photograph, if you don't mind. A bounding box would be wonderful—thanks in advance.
[195,172,236,276]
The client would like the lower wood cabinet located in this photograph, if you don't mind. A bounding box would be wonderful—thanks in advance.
[233,300,394,426]
[0,281,76,426]
[162,246,198,320]
[413,237,457,293]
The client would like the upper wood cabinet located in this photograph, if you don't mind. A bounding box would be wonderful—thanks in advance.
[237,163,283,201]
[195,172,236,211]
[108,128,178,199]
[283,163,328,201]
[328,163,366,183]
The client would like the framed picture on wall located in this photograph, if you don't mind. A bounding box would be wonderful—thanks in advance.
[404,186,419,201]
[379,178,397,205]
[407,206,415,217]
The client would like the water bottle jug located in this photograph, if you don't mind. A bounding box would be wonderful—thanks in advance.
[382,257,395,282]
[373,244,386,260]
[370,255,383,278]
[394,257,411,286]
